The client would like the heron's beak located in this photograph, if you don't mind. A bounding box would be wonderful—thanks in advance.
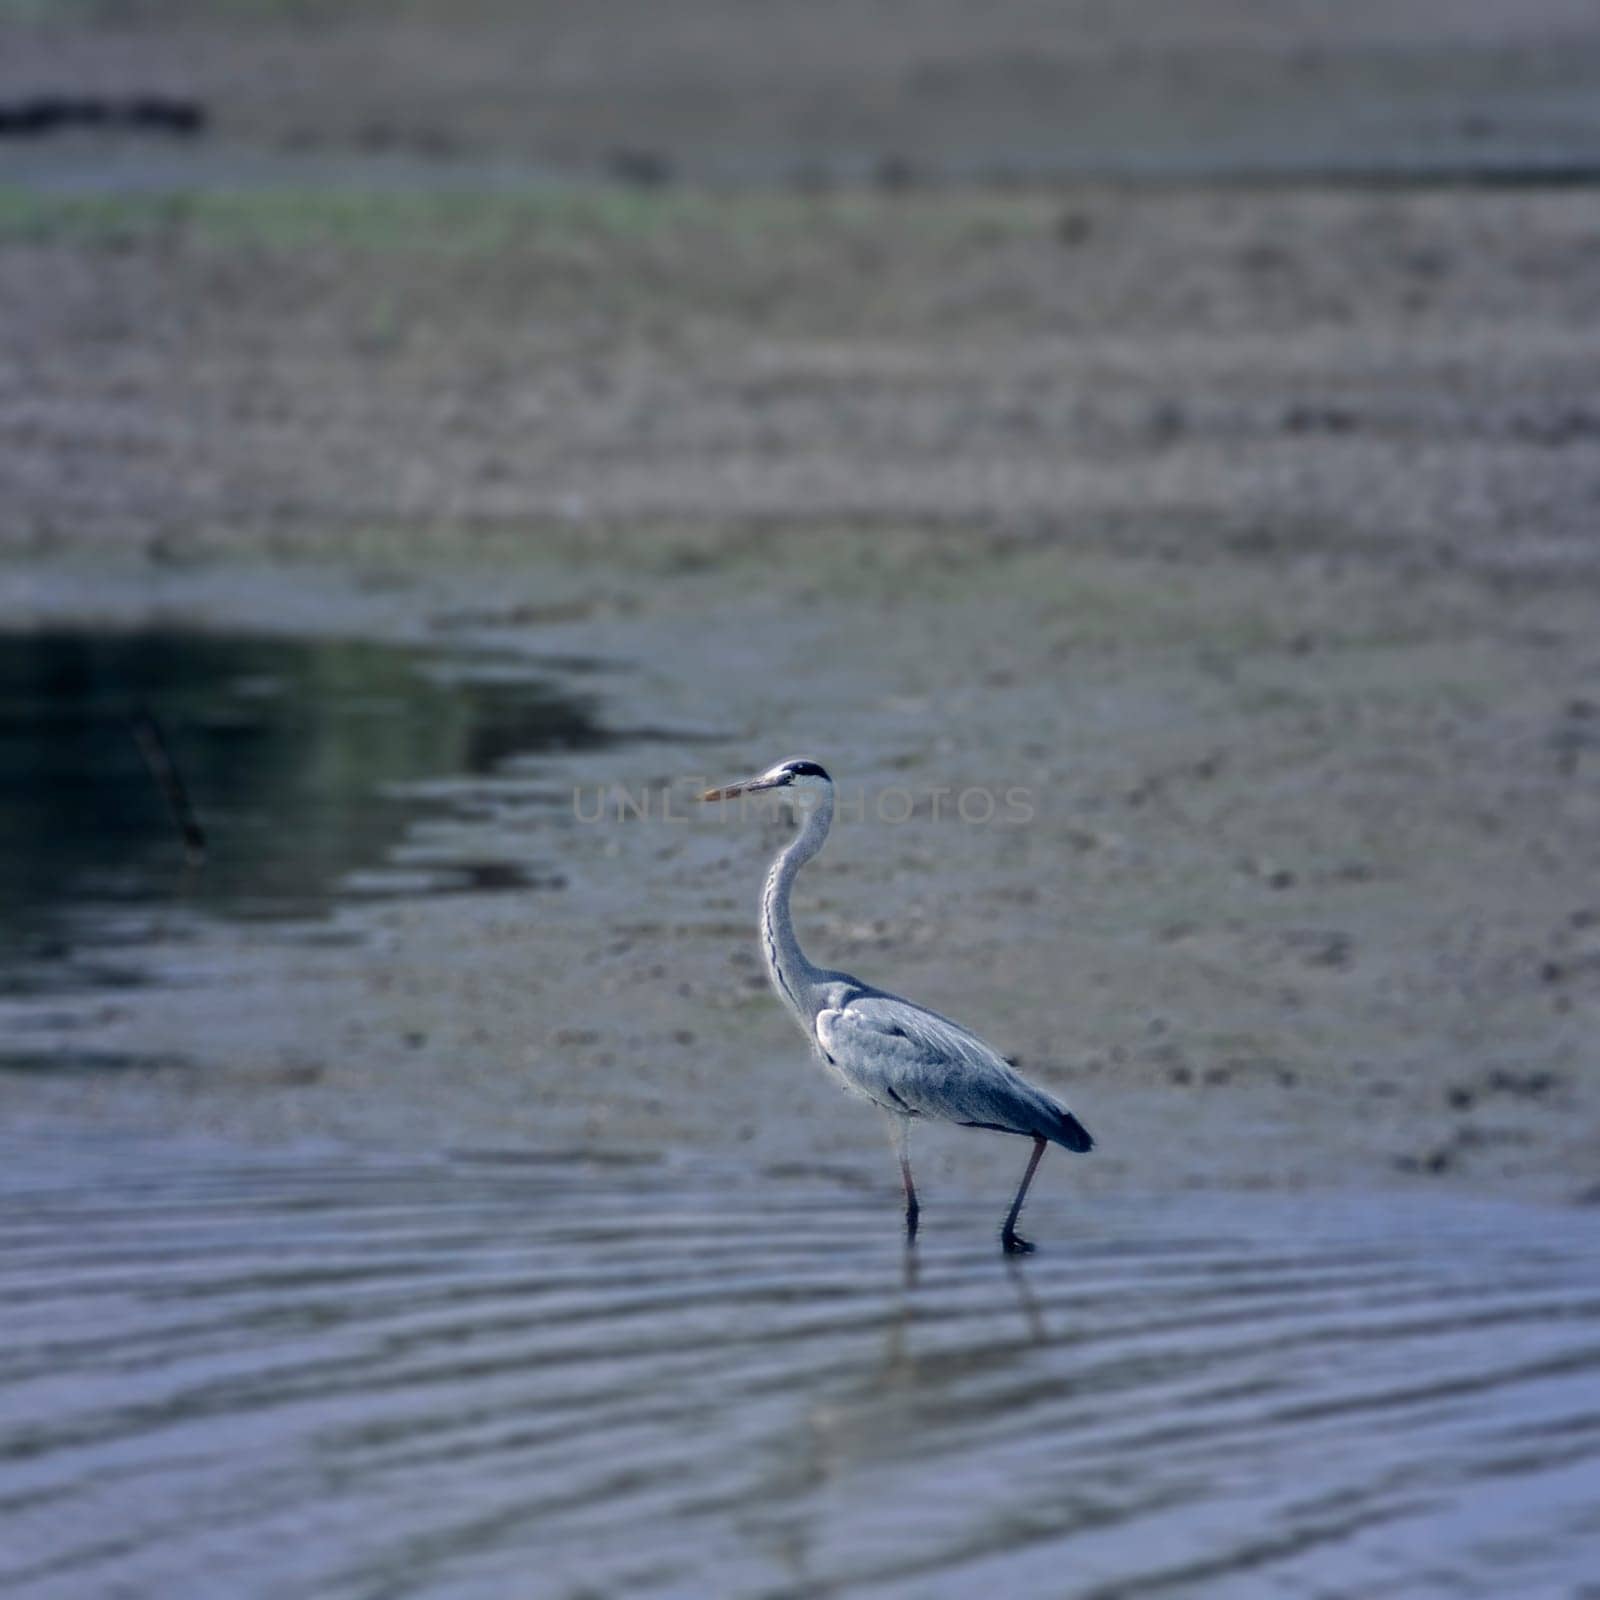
[701,775,779,801]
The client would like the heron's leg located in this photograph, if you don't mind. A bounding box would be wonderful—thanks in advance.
[885,1112,919,1243]
[1001,1136,1048,1255]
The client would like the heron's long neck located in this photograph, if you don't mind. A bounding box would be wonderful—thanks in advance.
[761,793,832,1022]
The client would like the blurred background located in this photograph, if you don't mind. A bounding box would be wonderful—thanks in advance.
[2,4,1599,1597]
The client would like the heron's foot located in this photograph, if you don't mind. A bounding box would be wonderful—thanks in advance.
[1001,1229,1035,1256]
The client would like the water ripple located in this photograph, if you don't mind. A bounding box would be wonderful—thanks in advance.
[1,1140,1596,1599]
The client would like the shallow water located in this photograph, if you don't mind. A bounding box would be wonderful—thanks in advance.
[0,629,632,996]
[2,1138,1596,1599]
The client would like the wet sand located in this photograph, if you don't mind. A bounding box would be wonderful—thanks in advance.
[1,167,1597,1210]
[7,0,1600,183]
[2,518,1596,1210]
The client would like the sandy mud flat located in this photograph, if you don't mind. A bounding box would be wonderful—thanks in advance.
[0,163,1597,1207]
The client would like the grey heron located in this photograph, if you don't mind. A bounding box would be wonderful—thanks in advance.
[702,757,1093,1253]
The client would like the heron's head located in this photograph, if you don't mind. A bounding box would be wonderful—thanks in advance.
[700,757,832,806]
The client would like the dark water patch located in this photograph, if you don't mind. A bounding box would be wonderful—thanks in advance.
[0,628,648,995]
[336,857,562,901]
[0,1141,1595,1599]
[0,1051,185,1075]
[0,96,205,141]
[424,858,543,894]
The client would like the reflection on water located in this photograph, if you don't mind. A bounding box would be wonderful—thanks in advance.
[1,1138,1596,1600]
[0,630,624,994]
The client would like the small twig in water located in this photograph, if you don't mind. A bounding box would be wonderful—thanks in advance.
[129,707,206,865]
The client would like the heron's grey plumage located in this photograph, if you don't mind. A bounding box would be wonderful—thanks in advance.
[816,999,1091,1150]
[705,756,1092,1251]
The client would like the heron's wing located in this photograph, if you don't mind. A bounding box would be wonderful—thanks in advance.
[816,995,1091,1149]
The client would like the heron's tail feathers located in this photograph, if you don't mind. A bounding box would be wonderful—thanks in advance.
[1051,1109,1094,1154]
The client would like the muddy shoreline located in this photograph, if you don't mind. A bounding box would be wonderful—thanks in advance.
[2,517,1596,1213]
[2,31,1598,1213]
